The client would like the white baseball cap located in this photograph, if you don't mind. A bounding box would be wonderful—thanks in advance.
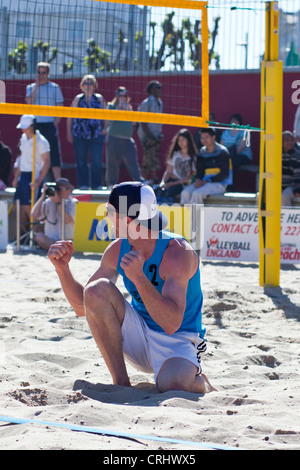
[108,181,168,232]
[16,115,35,129]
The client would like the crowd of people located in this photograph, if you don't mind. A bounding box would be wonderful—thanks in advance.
[0,61,300,250]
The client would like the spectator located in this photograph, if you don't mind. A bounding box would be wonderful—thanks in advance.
[31,178,77,250]
[106,86,143,187]
[67,74,106,190]
[281,131,300,206]
[12,115,50,233]
[293,103,300,143]
[137,80,163,182]
[180,127,232,204]
[194,112,221,151]
[26,62,63,181]
[220,113,252,190]
[155,128,197,202]
[0,130,12,189]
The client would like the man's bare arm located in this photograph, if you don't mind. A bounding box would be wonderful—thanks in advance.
[48,239,120,317]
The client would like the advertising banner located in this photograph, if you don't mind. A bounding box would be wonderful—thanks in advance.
[201,206,300,264]
[73,202,198,253]
[0,200,8,250]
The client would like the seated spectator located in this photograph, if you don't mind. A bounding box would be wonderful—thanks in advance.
[31,178,77,250]
[220,113,252,191]
[180,127,232,204]
[293,102,300,143]
[0,130,12,190]
[281,131,300,206]
[155,128,197,202]
[12,115,50,234]
[106,86,143,188]
[194,112,221,152]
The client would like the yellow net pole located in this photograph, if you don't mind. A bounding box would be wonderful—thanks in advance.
[30,122,37,243]
[201,3,209,124]
[259,1,282,287]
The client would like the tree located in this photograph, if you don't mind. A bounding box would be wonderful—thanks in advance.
[112,29,126,71]
[33,41,58,63]
[149,13,221,71]
[84,38,111,72]
[8,41,28,74]
[62,61,73,74]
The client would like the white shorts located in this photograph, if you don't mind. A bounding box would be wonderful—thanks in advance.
[121,300,207,382]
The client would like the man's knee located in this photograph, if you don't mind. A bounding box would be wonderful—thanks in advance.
[84,279,113,310]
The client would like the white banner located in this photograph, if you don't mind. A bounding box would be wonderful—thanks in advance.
[201,206,300,264]
[0,200,8,250]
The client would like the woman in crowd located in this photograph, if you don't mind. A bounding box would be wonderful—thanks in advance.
[155,128,197,201]
[106,86,143,187]
[67,74,106,190]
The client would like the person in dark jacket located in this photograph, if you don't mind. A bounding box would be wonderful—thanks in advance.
[0,131,12,189]
[180,127,232,204]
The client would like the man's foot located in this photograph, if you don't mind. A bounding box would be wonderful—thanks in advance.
[200,373,217,393]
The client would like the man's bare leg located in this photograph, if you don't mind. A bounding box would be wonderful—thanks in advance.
[84,279,130,386]
[157,358,216,394]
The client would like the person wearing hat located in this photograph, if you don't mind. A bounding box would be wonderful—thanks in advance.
[12,114,50,234]
[31,177,77,250]
[48,181,215,394]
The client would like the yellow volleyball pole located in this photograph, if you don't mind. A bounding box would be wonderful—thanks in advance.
[259,1,282,287]
[30,119,36,240]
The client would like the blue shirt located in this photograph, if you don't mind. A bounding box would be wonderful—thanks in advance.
[117,231,206,338]
[221,129,252,161]
[72,93,104,139]
[26,81,64,123]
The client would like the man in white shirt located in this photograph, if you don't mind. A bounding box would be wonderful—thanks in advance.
[12,114,50,233]
[26,62,64,180]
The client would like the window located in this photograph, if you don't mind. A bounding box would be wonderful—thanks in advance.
[16,20,31,39]
[66,20,84,42]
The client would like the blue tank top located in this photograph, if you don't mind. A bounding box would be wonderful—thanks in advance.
[117,231,206,338]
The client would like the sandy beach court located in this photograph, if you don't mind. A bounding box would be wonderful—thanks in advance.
[0,248,299,450]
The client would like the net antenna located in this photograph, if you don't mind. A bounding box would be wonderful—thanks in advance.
[0,0,210,128]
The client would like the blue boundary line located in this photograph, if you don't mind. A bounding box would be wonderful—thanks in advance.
[0,415,245,450]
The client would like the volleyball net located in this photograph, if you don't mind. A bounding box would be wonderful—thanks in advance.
[0,0,209,127]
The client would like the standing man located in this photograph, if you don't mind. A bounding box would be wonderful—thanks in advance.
[48,182,215,393]
[26,62,64,181]
[180,127,232,204]
[12,115,50,233]
[137,81,163,183]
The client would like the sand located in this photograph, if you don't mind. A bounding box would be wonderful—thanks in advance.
[0,247,299,451]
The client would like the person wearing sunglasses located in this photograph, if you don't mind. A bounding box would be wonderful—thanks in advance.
[106,86,143,188]
[25,62,64,181]
[67,75,107,190]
